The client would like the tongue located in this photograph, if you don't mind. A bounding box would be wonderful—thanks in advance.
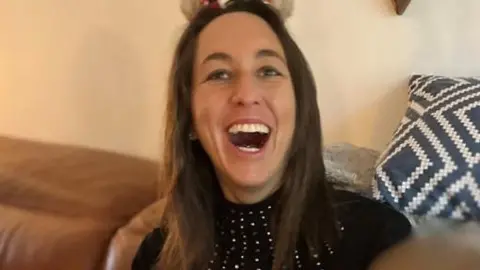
[229,132,269,149]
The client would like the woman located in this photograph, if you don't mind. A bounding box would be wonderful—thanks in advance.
[132,0,412,269]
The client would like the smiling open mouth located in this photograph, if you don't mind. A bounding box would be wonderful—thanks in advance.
[228,123,270,152]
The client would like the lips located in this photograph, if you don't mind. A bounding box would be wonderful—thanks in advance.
[227,123,271,153]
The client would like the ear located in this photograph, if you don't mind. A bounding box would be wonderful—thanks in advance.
[270,0,294,20]
[180,0,203,21]
[218,0,230,8]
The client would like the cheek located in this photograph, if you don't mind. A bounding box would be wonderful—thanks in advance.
[191,89,223,133]
[191,92,207,130]
[274,85,296,126]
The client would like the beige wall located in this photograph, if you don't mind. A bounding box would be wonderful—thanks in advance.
[0,0,478,159]
[408,0,480,76]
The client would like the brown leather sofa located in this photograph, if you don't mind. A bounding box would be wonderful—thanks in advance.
[0,135,161,270]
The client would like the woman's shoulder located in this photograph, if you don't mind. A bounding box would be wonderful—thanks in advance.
[130,198,168,270]
[132,227,165,270]
[329,189,413,269]
[330,189,412,231]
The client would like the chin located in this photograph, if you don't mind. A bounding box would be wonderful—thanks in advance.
[231,176,269,189]
[225,168,276,190]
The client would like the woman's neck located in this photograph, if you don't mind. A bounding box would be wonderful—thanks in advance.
[219,179,280,204]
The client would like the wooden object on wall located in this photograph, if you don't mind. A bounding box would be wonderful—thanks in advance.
[394,0,412,15]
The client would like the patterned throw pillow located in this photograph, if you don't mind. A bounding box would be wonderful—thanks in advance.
[373,74,480,221]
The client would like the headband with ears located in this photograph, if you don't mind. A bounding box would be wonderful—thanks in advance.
[180,0,294,22]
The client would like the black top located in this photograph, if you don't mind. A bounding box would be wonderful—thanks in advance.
[132,189,412,270]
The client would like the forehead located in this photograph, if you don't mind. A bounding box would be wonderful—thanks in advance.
[196,12,284,59]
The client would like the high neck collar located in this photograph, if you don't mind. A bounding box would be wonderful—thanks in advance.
[215,186,281,215]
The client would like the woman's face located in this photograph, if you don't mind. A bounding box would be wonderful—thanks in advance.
[191,12,296,202]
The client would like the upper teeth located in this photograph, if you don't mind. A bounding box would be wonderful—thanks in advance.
[228,123,269,134]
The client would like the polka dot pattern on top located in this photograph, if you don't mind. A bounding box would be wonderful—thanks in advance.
[208,191,342,270]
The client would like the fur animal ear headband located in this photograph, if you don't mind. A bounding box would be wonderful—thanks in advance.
[180,0,294,21]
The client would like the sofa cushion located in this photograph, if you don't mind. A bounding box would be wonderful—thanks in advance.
[0,136,158,270]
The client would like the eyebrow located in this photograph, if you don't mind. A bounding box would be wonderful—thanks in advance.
[256,49,286,64]
[201,49,286,65]
[202,52,232,65]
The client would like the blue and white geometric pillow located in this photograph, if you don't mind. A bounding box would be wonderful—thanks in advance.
[373,74,480,221]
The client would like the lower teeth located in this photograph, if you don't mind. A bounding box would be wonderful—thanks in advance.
[238,146,260,152]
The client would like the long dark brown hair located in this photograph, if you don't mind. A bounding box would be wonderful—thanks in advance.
[157,1,340,269]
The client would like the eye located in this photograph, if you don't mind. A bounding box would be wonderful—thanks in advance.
[205,69,232,82]
[257,66,282,78]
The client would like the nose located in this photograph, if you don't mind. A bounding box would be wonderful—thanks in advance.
[230,74,261,106]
